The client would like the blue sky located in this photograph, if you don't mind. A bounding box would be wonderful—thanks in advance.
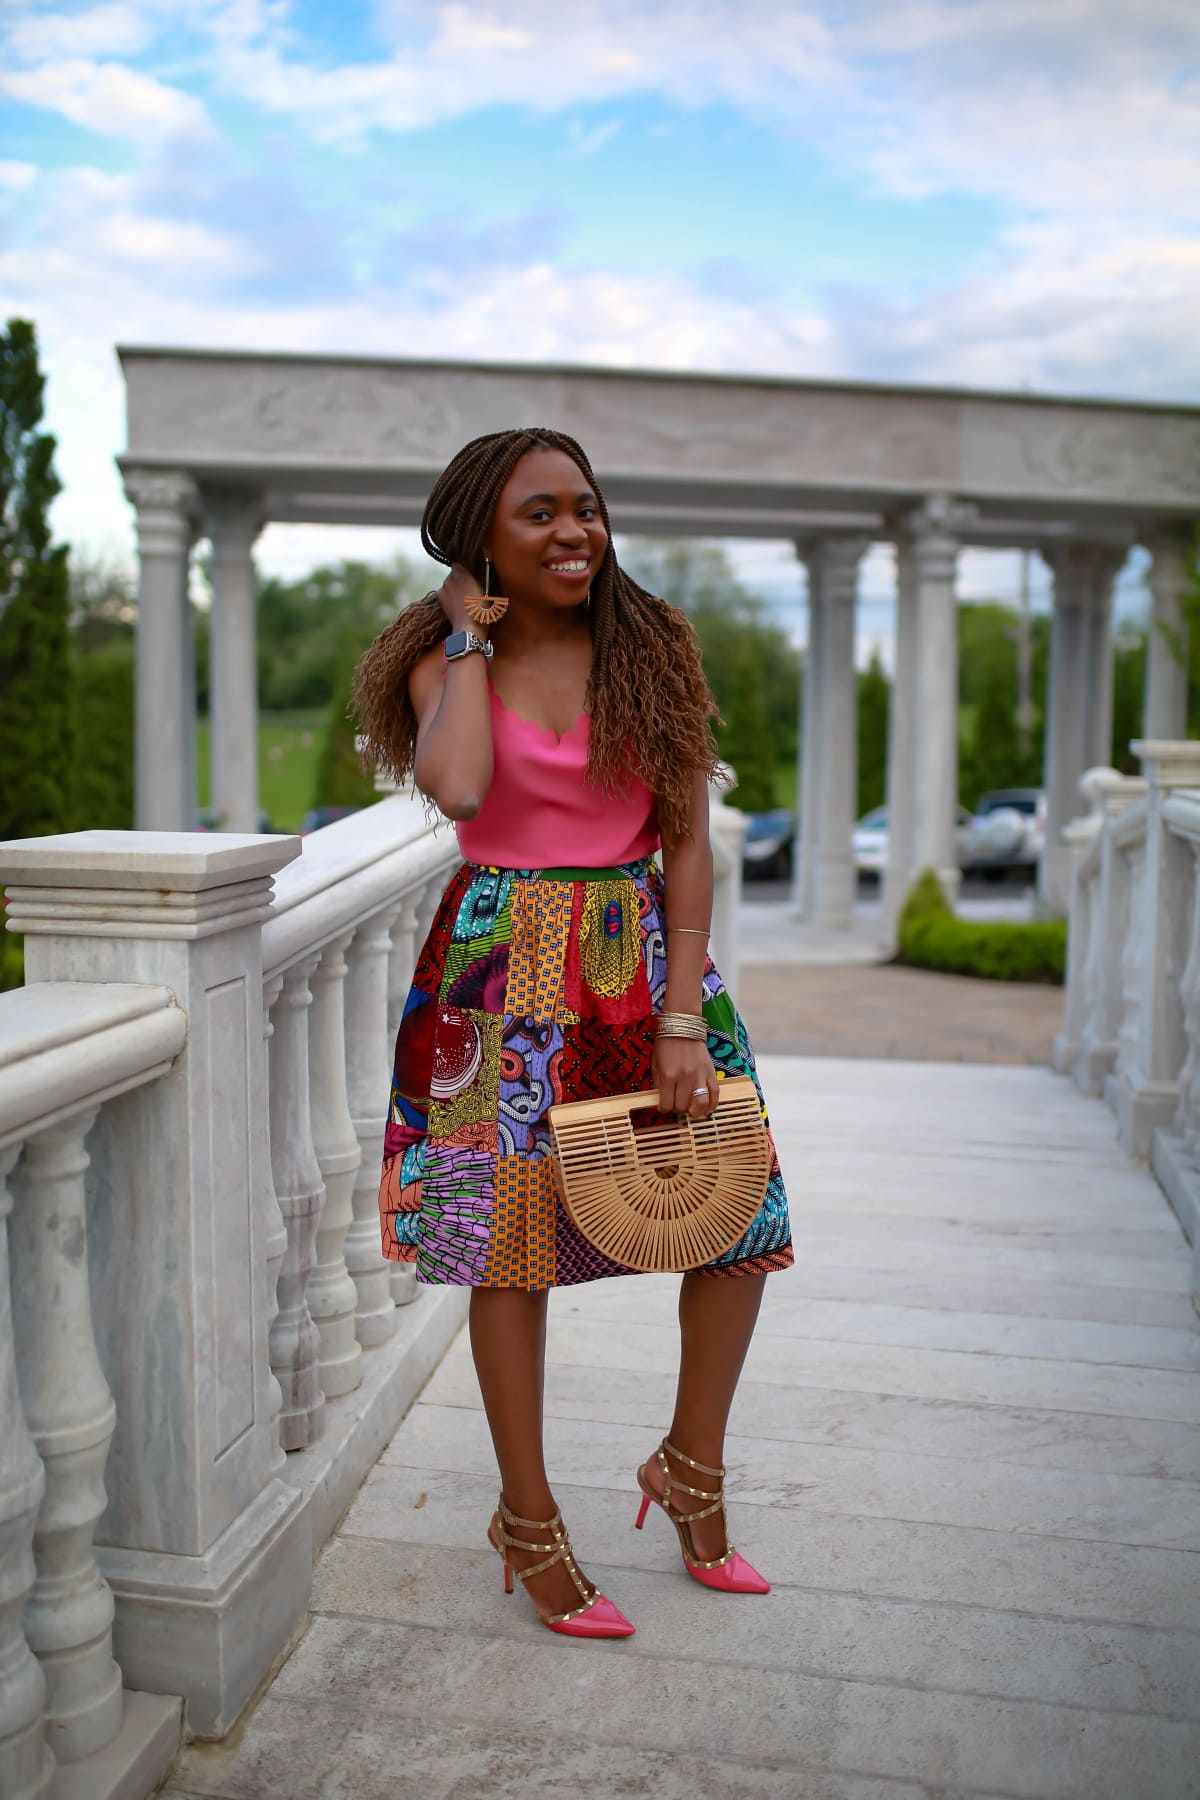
[2,0,1198,643]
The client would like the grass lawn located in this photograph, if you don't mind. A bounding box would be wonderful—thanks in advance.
[196,709,326,832]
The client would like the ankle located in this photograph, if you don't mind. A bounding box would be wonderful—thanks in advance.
[499,1486,557,1525]
[663,1434,725,1483]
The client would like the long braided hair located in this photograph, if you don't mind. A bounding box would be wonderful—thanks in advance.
[352,427,720,839]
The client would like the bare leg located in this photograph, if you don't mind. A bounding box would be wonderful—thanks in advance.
[642,1270,767,1562]
[470,1287,592,1617]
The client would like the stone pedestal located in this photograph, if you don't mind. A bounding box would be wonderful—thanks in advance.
[0,831,310,1738]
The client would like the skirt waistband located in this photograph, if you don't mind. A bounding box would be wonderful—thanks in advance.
[461,855,656,883]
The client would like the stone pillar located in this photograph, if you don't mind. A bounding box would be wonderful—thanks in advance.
[883,541,918,938]
[1144,530,1195,741]
[123,470,200,831]
[181,528,199,830]
[901,498,975,902]
[791,547,826,918]
[1041,547,1127,913]
[801,538,867,929]
[206,493,265,833]
[0,830,309,1738]
[1084,550,1124,770]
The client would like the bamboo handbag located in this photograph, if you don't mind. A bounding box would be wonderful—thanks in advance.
[548,1075,771,1273]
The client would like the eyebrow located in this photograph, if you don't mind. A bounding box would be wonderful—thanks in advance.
[516,490,598,508]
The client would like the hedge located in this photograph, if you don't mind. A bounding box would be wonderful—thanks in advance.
[896,869,1066,985]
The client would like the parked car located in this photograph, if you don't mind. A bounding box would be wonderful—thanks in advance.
[853,803,974,876]
[194,807,276,833]
[741,809,796,881]
[962,788,1046,875]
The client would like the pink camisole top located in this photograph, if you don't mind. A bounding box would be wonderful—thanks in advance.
[454,681,661,870]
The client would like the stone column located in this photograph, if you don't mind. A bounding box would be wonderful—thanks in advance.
[801,538,867,929]
[206,492,265,834]
[1041,546,1128,914]
[123,470,200,831]
[181,527,200,829]
[0,830,309,1738]
[882,541,918,938]
[902,498,975,902]
[1144,529,1195,741]
[791,547,826,918]
[1084,549,1124,770]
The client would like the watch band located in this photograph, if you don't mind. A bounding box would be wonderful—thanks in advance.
[443,629,494,662]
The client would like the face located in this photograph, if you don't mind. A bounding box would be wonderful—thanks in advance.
[485,446,609,610]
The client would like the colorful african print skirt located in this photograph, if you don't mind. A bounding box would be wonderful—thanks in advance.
[377,856,793,1288]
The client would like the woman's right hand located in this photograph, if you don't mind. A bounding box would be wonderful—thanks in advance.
[432,562,484,633]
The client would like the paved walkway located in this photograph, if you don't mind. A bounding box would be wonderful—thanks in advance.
[166,1057,1200,1800]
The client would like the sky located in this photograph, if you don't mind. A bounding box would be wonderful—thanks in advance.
[2,0,1198,651]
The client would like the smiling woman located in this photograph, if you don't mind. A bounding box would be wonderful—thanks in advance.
[351,426,792,1639]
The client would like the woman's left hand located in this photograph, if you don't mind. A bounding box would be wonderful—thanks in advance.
[652,1036,718,1117]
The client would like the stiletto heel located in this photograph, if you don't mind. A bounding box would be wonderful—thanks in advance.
[634,1438,770,1594]
[487,1496,636,1638]
[635,1493,651,1530]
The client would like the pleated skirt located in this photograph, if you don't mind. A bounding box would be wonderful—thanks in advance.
[377,855,793,1288]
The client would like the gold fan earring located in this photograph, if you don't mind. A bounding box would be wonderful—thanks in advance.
[464,559,509,628]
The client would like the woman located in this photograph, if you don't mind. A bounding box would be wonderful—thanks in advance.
[354,427,792,1640]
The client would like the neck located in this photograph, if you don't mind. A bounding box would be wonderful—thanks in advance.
[493,604,592,656]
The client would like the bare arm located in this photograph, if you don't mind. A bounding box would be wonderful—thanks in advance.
[410,566,495,819]
[654,770,719,1115]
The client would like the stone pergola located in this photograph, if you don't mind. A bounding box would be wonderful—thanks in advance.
[118,349,1200,921]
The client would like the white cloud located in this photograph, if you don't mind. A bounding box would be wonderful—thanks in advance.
[0,55,212,144]
[0,160,39,190]
[5,1,157,61]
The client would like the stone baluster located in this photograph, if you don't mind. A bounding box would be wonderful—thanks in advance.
[0,1144,54,1800]
[306,934,364,1398]
[261,973,287,1473]
[268,958,327,1450]
[1075,774,1147,1096]
[10,1116,123,1764]
[1114,834,1148,1089]
[1053,814,1100,1076]
[387,889,422,1046]
[343,909,402,1345]
[1171,843,1200,1165]
[1115,741,1200,1155]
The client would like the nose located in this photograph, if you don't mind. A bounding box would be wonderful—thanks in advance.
[553,516,589,546]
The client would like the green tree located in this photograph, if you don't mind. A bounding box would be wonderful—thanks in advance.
[312,653,378,810]
[252,557,427,711]
[72,644,135,828]
[1110,625,1146,772]
[857,649,890,815]
[0,318,72,839]
[718,638,776,811]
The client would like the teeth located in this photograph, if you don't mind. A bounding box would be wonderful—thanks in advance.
[550,561,587,572]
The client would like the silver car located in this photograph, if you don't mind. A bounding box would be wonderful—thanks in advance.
[962,788,1047,874]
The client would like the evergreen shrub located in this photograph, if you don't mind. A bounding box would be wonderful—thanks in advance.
[897,869,1066,985]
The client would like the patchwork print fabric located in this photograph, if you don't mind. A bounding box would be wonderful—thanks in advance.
[378,857,793,1287]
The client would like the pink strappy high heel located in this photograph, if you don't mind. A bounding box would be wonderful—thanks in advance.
[488,1497,636,1637]
[635,1438,770,1594]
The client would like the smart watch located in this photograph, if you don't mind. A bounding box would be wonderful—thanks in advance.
[443,629,494,662]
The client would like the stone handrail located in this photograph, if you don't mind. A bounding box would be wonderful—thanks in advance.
[0,809,464,1798]
[1057,741,1200,1297]
[0,791,748,1797]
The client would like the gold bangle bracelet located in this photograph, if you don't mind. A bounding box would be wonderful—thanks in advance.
[667,925,710,936]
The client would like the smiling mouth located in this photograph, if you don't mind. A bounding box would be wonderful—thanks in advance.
[545,558,590,575]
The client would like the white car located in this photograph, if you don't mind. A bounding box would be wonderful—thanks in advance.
[853,804,975,875]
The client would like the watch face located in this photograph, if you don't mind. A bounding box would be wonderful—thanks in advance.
[444,630,469,659]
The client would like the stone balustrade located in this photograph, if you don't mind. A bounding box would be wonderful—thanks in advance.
[0,787,749,1797]
[1058,740,1200,1295]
